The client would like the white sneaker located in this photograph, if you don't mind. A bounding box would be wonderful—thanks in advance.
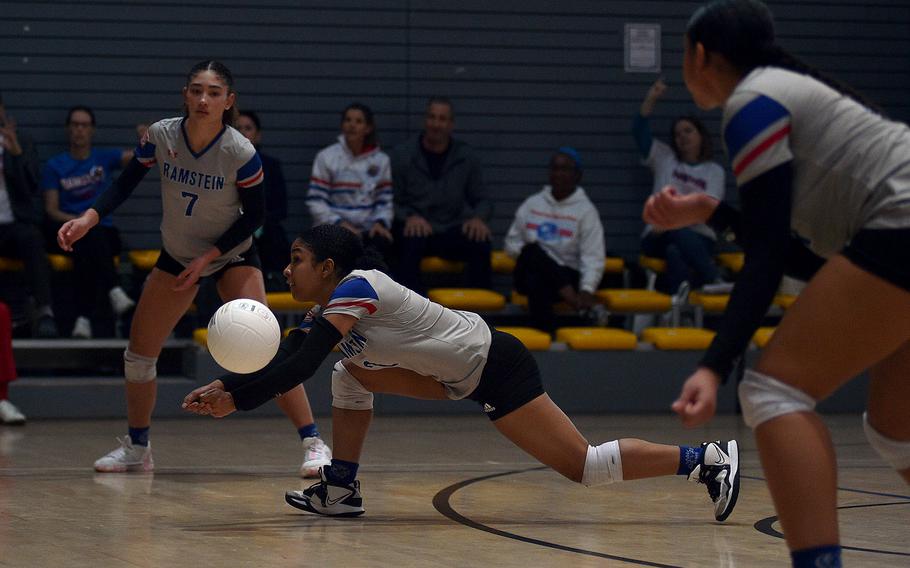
[71,316,92,339]
[94,437,154,473]
[300,436,332,478]
[0,399,26,425]
[109,286,136,316]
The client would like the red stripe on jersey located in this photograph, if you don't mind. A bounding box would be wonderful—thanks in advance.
[237,169,264,188]
[733,124,791,177]
[327,300,377,314]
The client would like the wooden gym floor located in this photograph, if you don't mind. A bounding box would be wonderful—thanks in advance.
[0,414,907,567]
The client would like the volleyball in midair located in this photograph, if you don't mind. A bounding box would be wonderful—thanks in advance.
[206,299,281,374]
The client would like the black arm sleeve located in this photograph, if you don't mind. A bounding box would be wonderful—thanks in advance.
[213,182,266,255]
[699,162,793,381]
[707,200,743,237]
[219,327,308,392]
[91,158,151,217]
[226,317,342,411]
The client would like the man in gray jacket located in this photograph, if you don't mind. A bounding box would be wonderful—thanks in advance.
[392,97,492,295]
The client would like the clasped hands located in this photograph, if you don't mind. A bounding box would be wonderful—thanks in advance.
[182,380,237,418]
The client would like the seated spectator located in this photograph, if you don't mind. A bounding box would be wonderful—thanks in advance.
[306,103,393,263]
[42,106,135,338]
[633,79,726,296]
[236,110,290,288]
[392,97,492,295]
[504,148,605,333]
[0,301,25,425]
[0,92,58,338]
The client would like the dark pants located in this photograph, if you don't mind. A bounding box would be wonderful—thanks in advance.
[46,224,121,318]
[394,223,492,295]
[254,220,291,278]
[513,242,580,333]
[0,221,53,308]
[641,228,718,294]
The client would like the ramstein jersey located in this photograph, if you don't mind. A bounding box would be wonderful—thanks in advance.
[723,67,910,258]
[300,270,492,400]
[135,117,264,275]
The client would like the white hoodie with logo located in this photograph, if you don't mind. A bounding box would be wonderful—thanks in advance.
[504,185,605,292]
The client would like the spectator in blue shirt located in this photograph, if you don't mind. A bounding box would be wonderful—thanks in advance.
[41,106,136,338]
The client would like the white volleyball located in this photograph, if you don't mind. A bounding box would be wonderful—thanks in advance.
[206,299,281,374]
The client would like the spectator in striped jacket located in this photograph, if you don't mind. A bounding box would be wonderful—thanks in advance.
[306,103,393,263]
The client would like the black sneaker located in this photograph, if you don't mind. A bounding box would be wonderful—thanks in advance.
[689,440,740,522]
[285,467,364,517]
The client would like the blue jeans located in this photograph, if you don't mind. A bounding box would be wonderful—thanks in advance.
[641,228,718,294]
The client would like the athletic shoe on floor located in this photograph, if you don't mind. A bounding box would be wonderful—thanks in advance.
[286,467,364,517]
[109,286,136,316]
[93,437,154,473]
[689,439,740,522]
[71,316,92,339]
[0,400,26,425]
[300,436,332,478]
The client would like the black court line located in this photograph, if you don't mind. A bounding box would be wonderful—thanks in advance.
[432,467,682,568]
[754,501,910,558]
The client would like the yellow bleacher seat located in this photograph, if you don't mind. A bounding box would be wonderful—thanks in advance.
[496,326,552,351]
[639,255,667,273]
[266,292,315,312]
[129,249,160,271]
[752,327,776,348]
[595,289,672,312]
[0,257,23,271]
[688,291,730,313]
[773,294,797,309]
[428,288,506,311]
[556,327,637,350]
[642,327,716,350]
[47,254,74,271]
[491,250,516,274]
[716,252,744,273]
[604,257,625,274]
[193,327,209,347]
[509,291,572,312]
[420,256,464,273]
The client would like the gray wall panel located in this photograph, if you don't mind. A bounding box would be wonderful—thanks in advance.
[1,0,907,257]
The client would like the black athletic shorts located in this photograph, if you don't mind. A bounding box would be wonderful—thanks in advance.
[154,244,262,282]
[467,329,546,421]
[842,228,910,292]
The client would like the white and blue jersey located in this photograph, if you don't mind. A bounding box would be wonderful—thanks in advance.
[300,269,491,400]
[134,117,264,275]
[306,135,393,231]
[42,148,123,226]
[723,67,910,257]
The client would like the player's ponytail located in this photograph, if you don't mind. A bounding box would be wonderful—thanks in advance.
[687,0,878,112]
[185,59,239,124]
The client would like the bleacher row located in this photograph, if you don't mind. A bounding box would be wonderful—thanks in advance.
[2,249,789,353]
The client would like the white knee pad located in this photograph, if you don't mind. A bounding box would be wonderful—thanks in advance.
[863,412,910,471]
[124,349,157,384]
[738,369,816,429]
[582,440,623,487]
[331,361,374,411]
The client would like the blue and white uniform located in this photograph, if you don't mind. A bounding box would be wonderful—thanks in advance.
[307,136,393,231]
[300,269,491,400]
[723,67,910,258]
[134,117,263,275]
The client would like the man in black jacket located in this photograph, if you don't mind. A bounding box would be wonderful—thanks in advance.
[0,94,58,337]
[392,97,493,295]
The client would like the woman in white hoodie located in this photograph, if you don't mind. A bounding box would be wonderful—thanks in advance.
[504,148,605,332]
[306,103,393,262]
